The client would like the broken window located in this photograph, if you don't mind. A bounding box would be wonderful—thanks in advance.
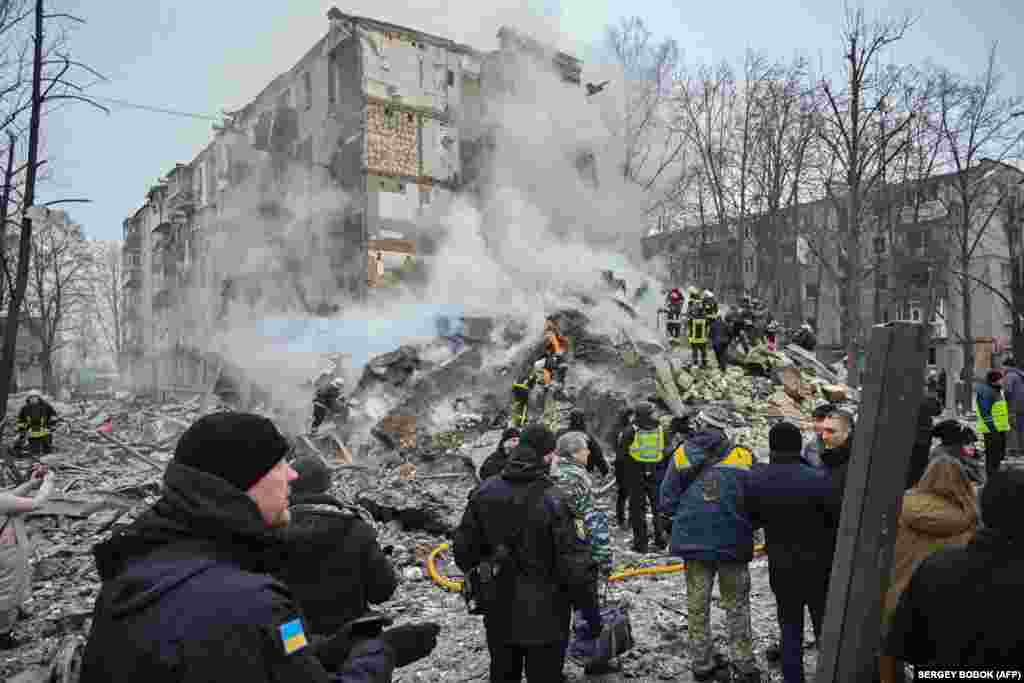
[744,256,754,273]
[304,72,313,110]
[804,283,819,300]
[447,69,454,87]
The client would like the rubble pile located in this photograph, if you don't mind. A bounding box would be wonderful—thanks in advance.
[1,305,865,682]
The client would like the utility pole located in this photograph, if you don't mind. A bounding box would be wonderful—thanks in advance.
[0,0,44,416]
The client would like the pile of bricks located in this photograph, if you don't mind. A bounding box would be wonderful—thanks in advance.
[366,102,419,177]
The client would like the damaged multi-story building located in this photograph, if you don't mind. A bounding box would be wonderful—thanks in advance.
[642,159,1024,404]
[121,8,585,397]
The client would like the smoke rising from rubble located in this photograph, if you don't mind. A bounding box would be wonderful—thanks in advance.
[179,5,672,432]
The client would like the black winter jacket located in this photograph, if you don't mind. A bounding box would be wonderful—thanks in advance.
[80,462,395,683]
[743,452,840,598]
[885,528,1024,668]
[453,447,598,646]
[276,493,398,637]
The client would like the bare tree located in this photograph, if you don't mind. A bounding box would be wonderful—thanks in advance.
[815,6,917,385]
[90,240,123,362]
[22,211,94,393]
[603,16,693,228]
[0,0,106,412]
[750,55,817,319]
[932,46,1024,380]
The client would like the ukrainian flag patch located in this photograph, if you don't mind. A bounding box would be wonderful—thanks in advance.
[279,618,308,655]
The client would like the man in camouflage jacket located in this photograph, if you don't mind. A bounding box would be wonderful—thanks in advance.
[552,432,612,577]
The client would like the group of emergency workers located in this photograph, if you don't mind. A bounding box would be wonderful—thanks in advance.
[661,288,818,366]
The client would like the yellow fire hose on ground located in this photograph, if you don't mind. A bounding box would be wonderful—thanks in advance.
[426,542,767,592]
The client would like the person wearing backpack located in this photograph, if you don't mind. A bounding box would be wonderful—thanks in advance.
[659,406,761,683]
[274,456,398,638]
[453,428,601,682]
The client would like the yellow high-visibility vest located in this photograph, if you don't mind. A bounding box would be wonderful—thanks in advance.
[975,395,1010,433]
[629,428,665,463]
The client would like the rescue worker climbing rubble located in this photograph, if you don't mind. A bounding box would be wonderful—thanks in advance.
[542,317,570,390]
[16,390,58,455]
[661,288,684,339]
[618,402,667,553]
[686,288,710,368]
[311,378,348,435]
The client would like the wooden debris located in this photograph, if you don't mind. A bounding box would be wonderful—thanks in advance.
[93,430,163,472]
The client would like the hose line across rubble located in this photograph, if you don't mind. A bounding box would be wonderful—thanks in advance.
[426,542,767,592]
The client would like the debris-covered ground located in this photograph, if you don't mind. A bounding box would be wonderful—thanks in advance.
[0,309,1001,682]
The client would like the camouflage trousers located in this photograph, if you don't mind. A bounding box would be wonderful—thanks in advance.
[685,559,756,676]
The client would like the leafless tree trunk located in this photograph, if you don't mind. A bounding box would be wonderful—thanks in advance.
[815,7,916,385]
[933,46,1024,381]
[24,214,94,394]
[0,0,106,411]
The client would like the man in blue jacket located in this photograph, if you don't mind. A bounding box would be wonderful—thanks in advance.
[660,407,760,683]
[744,422,840,683]
[975,369,1010,477]
[81,413,439,683]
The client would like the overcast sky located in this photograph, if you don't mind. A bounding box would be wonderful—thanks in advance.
[41,0,1024,242]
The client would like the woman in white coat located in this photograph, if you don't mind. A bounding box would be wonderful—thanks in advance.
[0,464,54,648]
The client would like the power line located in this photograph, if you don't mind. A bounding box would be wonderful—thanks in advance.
[90,95,224,122]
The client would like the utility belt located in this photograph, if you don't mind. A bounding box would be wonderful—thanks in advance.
[463,544,512,615]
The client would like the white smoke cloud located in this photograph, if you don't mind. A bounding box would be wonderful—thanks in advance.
[168,3,680,435]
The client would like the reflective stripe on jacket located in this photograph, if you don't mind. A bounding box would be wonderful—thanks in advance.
[629,428,665,463]
[975,395,1010,433]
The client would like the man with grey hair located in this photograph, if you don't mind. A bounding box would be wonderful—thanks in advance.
[552,432,612,577]
[552,431,614,676]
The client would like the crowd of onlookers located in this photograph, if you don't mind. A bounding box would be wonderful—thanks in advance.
[0,357,1019,683]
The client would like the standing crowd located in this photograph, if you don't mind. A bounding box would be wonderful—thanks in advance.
[0,361,1020,682]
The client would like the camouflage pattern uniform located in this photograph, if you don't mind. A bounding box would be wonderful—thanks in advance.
[685,560,755,677]
[552,452,612,576]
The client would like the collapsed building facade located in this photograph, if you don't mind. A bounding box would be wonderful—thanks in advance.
[121,8,585,397]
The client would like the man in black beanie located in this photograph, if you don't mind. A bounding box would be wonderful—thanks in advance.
[275,456,399,638]
[744,421,841,683]
[81,412,438,683]
[885,469,1024,669]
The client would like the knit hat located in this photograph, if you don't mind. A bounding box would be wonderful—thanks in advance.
[568,409,586,430]
[980,469,1024,531]
[769,422,803,454]
[173,413,291,491]
[932,419,971,445]
[519,424,557,457]
[291,455,331,496]
[696,407,731,432]
[812,404,835,420]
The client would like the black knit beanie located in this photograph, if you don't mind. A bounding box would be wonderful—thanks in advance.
[173,413,291,491]
[291,455,331,496]
[769,421,803,454]
[980,469,1024,531]
[520,424,557,457]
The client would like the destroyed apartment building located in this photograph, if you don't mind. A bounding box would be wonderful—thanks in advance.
[120,8,587,398]
[643,159,1024,398]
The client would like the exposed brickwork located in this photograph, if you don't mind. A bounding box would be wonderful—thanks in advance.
[366,101,419,177]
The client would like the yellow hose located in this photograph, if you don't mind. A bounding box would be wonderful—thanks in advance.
[425,542,767,593]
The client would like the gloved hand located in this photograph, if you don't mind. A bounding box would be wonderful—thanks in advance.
[378,623,441,667]
[579,607,603,641]
[310,627,355,672]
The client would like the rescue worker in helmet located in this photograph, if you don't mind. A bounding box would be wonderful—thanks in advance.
[765,319,781,353]
[702,290,719,319]
[542,317,570,388]
[735,295,757,353]
[663,288,685,339]
[16,390,58,455]
[793,321,817,352]
[686,288,710,368]
[617,402,668,553]
[509,364,544,428]
[311,377,348,435]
